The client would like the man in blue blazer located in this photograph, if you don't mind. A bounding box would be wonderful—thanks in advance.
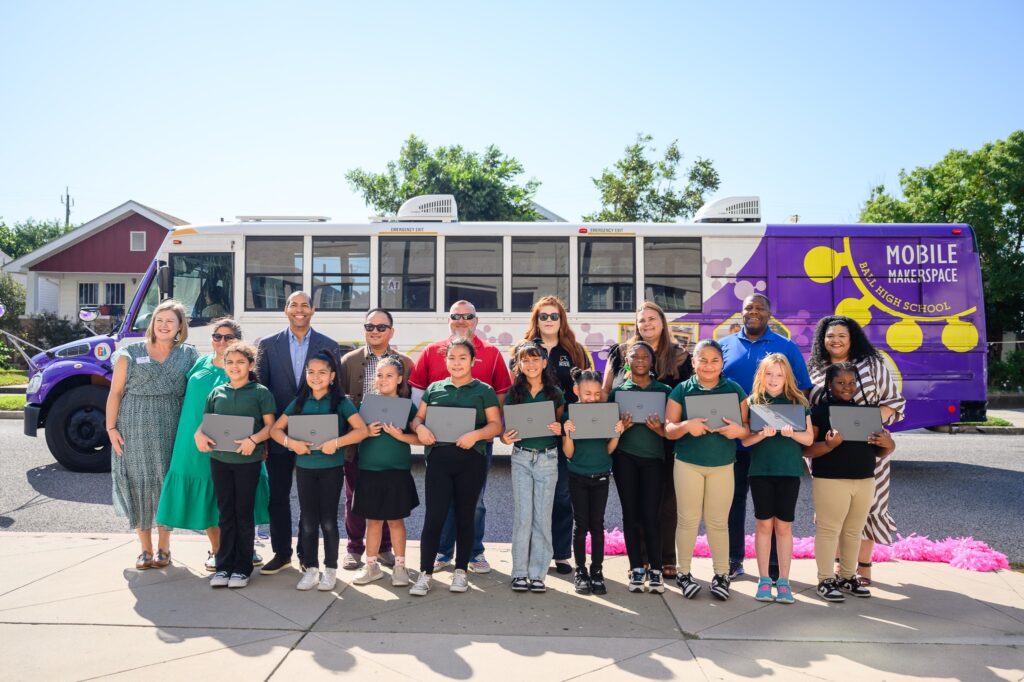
[255,291,341,574]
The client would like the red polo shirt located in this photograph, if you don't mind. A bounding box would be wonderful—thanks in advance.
[409,335,512,394]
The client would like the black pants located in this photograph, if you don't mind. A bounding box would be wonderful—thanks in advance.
[612,450,663,570]
[729,450,779,575]
[419,445,488,573]
[659,446,677,565]
[568,472,610,570]
[266,445,303,561]
[211,458,262,577]
[551,449,574,561]
[295,466,345,569]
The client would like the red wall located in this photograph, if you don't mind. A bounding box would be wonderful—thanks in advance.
[32,213,167,273]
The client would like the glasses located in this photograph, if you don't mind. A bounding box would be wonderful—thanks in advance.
[211,333,238,342]
[537,312,561,322]
[449,313,476,321]
[364,323,392,332]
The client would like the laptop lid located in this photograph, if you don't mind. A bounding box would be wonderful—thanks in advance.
[683,393,743,429]
[503,400,556,441]
[614,391,666,422]
[828,405,883,442]
[749,404,808,432]
[567,402,621,440]
[288,414,339,445]
[359,395,414,427]
[201,414,255,451]
[425,406,477,443]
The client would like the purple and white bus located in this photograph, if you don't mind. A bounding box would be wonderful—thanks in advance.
[17,195,986,471]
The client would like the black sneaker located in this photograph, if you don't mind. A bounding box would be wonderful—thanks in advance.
[589,567,607,595]
[675,572,701,599]
[648,569,665,594]
[511,576,529,592]
[529,579,547,593]
[817,578,845,602]
[836,576,871,598]
[710,573,731,601]
[574,567,592,595]
[628,568,646,593]
[259,554,291,575]
[728,562,745,580]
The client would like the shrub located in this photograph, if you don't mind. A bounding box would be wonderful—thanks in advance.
[989,350,1024,392]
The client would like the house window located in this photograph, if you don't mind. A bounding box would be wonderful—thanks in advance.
[643,238,702,312]
[512,238,570,311]
[245,237,303,311]
[78,282,99,307]
[579,238,635,312]
[312,237,370,310]
[105,283,126,306]
[445,237,502,311]
[379,236,436,311]
[130,232,147,252]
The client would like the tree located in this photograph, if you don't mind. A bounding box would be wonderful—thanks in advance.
[860,131,1024,343]
[0,218,75,260]
[0,272,26,369]
[584,134,720,222]
[346,135,541,221]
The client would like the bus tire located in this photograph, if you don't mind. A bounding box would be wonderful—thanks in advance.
[45,385,111,473]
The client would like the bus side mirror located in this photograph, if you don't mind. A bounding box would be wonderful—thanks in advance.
[157,264,171,300]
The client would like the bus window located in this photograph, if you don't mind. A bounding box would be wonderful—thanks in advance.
[380,236,436,311]
[512,238,569,311]
[131,276,160,333]
[246,237,302,311]
[312,237,370,311]
[170,253,234,324]
[644,238,701,312]
[445,237,502,311]
[580,237,635,312]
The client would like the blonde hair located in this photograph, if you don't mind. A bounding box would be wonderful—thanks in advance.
[146,300,189,345]
[749,353,808,406]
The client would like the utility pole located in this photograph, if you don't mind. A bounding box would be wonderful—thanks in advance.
[60,187,74,228]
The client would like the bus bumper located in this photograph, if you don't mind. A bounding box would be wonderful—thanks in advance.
[23,404,41,437]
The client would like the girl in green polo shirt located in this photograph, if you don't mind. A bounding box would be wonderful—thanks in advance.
[607,341,671,594]
[740,353,813,604]
[269,351,369,593]
[351,356,421,589]
[665,339,749,601]
[196,341,276,590]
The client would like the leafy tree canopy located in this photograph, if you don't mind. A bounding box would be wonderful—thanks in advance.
[0,218,75,260]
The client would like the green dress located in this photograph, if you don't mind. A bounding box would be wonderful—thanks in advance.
[155,354,270,529]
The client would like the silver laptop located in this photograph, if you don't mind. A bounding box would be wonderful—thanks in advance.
[503,401,556,441]
[360,395,414,427]
[288,414,339,445]
[201,414,255,450]
[425,406,476,443]
[683,394,743,429]
[749,404,807,432]
[614,391,666,422]
[829,405,883,442]
[567,402,621,440]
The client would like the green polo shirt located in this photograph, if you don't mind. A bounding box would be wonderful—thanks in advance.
[283,395,358,469]
[669,375,747,467]
[747,394,810,477]
[422,378,499,455]
[358,403,418,471]
[204,381,276,464]
[609,378,671,459]
[566,434,613,476]
[505,387,565,451]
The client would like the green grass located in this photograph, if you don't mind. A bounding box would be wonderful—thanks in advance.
[0,395,26,410]
[954,417,1013,427]
[0,371,28,387]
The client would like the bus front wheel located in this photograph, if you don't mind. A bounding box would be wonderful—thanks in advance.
[45,385,112,473]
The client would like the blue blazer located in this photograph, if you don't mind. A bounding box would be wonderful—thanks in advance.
[256,327,340,422]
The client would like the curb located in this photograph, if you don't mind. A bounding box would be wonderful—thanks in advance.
[929,424,1024,435]
[0,411,23,420]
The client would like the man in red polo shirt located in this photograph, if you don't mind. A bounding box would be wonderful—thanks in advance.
[409,299,512,574]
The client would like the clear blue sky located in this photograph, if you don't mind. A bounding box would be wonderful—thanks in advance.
[2,1,1022,227]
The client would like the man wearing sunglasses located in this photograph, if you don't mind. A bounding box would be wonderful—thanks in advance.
[337,308,414,570]
[409,299,512,574]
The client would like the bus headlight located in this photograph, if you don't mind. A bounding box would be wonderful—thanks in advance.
[27,374,42,395]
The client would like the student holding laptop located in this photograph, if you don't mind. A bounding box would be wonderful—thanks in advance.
[664,339,749,601]
[269,351,369,592]
[409,338,503,596]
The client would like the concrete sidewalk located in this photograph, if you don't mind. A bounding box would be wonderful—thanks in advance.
[0,533,1022,681]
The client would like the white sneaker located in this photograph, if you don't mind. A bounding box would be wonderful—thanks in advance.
[296,566,320,591]
[318,568,337,591]
[392,565,410,587]
[409,573,431,596]
[210,570,230,588]
[227,572,249,588]
[468,554,491,574]
[342,552,362,570]
[353,562,384,585]
[450,568,469,593]
[204,551,217,572]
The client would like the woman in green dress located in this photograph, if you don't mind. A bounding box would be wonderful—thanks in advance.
[107,300,198,569]
[155,317,270,571]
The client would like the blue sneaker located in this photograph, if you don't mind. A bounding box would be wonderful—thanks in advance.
[775,577,795,604]
[755,576,774,602]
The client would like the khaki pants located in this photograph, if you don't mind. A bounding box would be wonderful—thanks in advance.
[674,460,734,576]
[812,477,874,582]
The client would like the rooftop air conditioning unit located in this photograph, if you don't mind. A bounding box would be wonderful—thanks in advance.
[693,196,761,223]
[383,194,459,223]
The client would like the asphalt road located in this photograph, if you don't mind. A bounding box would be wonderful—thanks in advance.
[1,420,1022,562]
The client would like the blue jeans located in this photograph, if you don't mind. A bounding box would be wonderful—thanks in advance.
[510,445,559,580]
[551,449,573,561]
[437,442,491,560]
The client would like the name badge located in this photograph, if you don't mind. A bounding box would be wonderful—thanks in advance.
[136,356,151,364]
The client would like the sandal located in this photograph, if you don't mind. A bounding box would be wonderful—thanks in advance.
[136,551,153,570]
[662,565,677,579]
[152,549,171,568]
[857,561,872,587]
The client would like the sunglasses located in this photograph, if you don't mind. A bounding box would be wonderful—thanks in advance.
[364,323,392,332]
[211,333,238,342]
[449,313,476,321]
[537,312,561,322]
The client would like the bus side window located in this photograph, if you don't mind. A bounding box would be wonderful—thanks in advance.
[169,253,235,324]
